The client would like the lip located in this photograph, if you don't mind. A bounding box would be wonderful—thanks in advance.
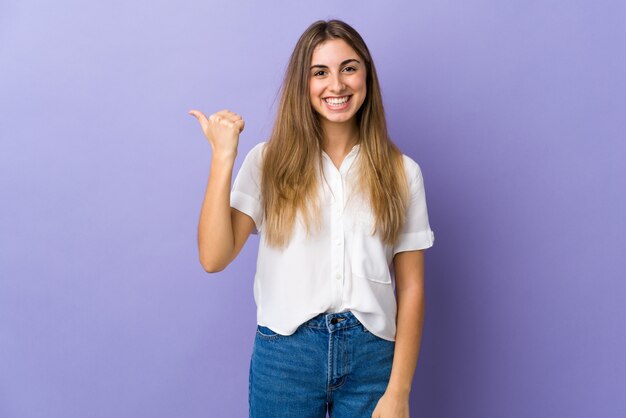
[322,95,352,111]
[323,94,352,99]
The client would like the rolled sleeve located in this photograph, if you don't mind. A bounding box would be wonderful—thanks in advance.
[229,142,265,234]
[392,158,435,256]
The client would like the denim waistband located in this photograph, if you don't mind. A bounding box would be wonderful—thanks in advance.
[301,310,362,331]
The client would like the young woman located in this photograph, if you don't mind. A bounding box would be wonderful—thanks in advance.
[189,19,434,418]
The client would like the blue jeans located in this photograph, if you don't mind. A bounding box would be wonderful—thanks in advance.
[249,310,395,417]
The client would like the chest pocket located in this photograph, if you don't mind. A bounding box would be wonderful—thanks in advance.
[350,208,392,284]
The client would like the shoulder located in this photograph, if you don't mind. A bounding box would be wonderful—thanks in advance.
[248,141,267,157]
[252,141,267,152]
[400,153,424,184]
[241,141,267,165]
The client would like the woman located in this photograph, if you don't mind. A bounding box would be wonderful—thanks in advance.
[189,19,434,418]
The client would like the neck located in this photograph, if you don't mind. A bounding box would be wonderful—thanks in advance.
[320,120,360,154]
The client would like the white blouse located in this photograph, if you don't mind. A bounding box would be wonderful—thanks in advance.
[230,141,435,341]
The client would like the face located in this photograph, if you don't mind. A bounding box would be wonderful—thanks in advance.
[308,39,367,128]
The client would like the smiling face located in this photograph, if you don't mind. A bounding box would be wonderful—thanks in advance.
[308,39,367,129]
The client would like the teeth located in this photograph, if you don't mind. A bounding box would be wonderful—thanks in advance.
[324,96,349,105]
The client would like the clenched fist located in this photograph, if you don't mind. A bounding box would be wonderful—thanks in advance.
[188,109,245,158]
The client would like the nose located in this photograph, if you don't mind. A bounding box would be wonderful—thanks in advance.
[329,73,346,93]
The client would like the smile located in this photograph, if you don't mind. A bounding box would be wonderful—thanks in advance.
[323,95,352,110]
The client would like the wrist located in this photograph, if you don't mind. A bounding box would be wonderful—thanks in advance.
[212,149,237,159]
[385,383,411,400]
[211,150,237,164]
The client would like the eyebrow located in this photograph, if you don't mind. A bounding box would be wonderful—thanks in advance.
[310,59,361,70]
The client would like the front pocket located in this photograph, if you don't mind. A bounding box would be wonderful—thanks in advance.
[350,208,392,284]
[351,235,391,284]
[353,267,391,284]
[256,325,280,339]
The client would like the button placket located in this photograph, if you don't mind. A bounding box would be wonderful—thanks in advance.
[324,147,359,311]
[328,166,345,310]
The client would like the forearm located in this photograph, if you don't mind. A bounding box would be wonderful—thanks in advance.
[198,152,237,272]
[386,285,425,398]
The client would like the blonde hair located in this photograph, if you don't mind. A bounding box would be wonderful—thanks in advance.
[260,19,410,249]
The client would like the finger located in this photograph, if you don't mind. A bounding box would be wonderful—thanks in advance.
[207,110,241,128]
[189,109,208,121]
[216,109,232,117]
[190,110,210,130]
[223,115,242,125]
[223,112,242,123]
[220,110,242,122]
[214,109,240,120]
[218,117,236,129]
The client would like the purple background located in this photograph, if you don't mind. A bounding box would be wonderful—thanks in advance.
[1,1,625,417]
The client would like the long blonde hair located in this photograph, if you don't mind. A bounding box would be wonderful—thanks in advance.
[261,19,410,249]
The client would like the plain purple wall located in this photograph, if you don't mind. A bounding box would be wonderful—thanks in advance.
[1,1,624,417]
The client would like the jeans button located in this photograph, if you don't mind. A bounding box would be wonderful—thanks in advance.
[330,318,338,324]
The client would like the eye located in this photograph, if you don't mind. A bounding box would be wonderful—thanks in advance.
[343,66,357,73]
[313,70,327,77]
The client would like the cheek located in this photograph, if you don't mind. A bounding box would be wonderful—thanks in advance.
[355,75,367,92]
[355,78,367,106]
[309,83,322,101]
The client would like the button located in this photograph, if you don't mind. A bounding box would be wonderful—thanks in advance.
[335,273,341,280]
[330,318,338,324]
[336,241,341,246]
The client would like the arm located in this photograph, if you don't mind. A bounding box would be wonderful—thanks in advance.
[389,249,426,397]
[198,153,235,272]
[197,154,255,272]
[190,109,255,272]
[373,249,425,417]
[373,159,433,416]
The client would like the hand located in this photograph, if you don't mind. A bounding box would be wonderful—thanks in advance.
[371,391,410,418]
[188,109,245,158]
